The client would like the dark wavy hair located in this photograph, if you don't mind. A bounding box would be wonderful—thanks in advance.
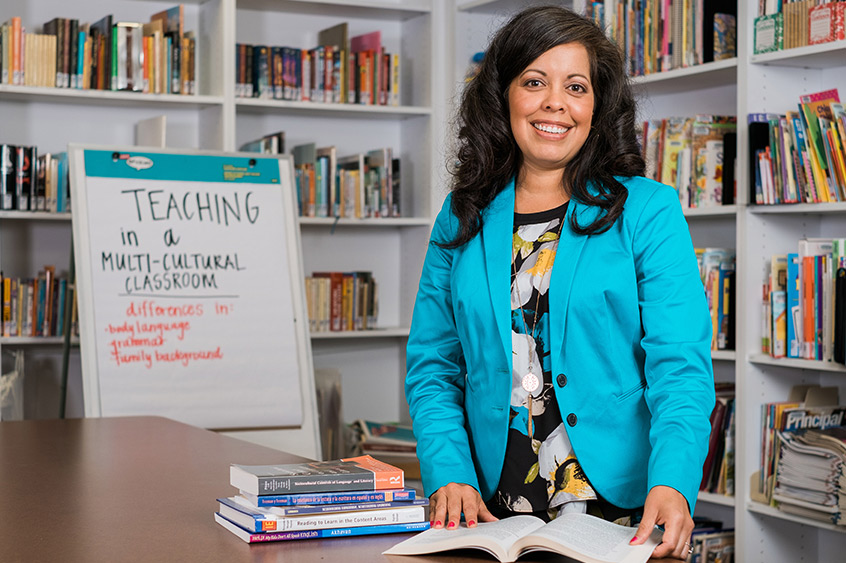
[441,5,645,248]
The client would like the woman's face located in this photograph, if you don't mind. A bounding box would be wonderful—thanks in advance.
[507,42,595,176]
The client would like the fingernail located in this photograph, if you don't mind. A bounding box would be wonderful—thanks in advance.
[468,520,476,527]
[447,522,455,528]
[629,536,638,544]
[434,520,442,527]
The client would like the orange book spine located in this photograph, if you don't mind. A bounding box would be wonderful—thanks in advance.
[802,256,815,359]
[341,455,404,490]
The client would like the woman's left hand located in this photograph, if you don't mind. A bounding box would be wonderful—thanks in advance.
[629,485,694,560]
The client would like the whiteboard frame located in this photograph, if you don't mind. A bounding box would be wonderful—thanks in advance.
[68,144,321,459]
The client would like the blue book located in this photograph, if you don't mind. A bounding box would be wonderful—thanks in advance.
[786,253,800,357]
[241,487,417,507]
[217,495,426,533]
[214,511,430,543]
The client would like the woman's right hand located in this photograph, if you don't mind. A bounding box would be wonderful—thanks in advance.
[429,482,498,529]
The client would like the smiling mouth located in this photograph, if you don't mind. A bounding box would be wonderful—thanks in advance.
[533,123,570,134]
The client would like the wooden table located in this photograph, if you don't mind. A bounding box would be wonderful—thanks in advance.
[0,416,683,563]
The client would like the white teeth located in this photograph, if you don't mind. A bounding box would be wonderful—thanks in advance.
[533,123,568,134]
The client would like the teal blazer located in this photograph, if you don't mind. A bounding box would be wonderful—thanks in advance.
[406,176,715,512]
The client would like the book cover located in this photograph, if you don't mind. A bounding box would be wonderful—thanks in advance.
[754,13,783,54]
[218,496,426,533]
[214,512,429,543]
[230,455,404,496]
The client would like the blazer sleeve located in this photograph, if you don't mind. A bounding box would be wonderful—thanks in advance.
[632,185,716,512]
[405,196,481,496]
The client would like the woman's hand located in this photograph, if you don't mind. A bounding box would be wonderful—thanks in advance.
[629,485,694,560]
[429,482,498,529]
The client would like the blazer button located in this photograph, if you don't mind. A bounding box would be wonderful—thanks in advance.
[567,413,577,426]
[556,373,567,387]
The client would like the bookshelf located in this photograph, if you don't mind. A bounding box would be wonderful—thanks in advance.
[452,0,846,560]
[0,0,448,434]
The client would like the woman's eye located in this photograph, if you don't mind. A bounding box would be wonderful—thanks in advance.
[568,84,587,93]
[525,79,542,87]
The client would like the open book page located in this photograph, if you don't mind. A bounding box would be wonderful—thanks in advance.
[515,513,662,563]
[383,515,546,562]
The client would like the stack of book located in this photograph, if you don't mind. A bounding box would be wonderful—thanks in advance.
[749,89,846,206]
[641,115,737,209]
[699,383,736,497]
[756,383,846,526]
[761,239,846,364]
[215,454,429,543]
[0,5,196,95]
[695,247,736,351]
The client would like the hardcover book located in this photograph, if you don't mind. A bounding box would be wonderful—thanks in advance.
[383,514,663,563]
[217,495,426,533]
[230,454,404,496]
[214,512,429,543]
[754,13,783,54]
[239,487,417,507]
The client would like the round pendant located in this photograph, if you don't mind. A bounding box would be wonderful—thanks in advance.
[521,372,540,393]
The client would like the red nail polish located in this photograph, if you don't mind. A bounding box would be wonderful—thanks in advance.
[468,520,476,527]
[629,536,638,544]
[447,522,455,528]
[434,521,442,527]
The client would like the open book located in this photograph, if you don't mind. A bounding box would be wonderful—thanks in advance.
[383,513,663,563]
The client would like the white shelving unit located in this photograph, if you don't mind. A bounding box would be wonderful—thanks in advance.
[3,0,844,555]
[0,0,448,432]
[452,0,846,560]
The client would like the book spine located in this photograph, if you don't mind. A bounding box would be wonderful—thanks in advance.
[254,472,380,495]
[274,498,428,516]
[253,488,416,507]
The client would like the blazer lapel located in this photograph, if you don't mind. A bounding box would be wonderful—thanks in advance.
[548,196,598,353]
[482,180,516,371]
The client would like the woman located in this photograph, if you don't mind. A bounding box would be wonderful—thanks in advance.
[405,5,715,561]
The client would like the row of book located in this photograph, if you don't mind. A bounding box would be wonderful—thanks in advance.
[761,238,846,363]
[585,0,737,77]
[640,115,737,209]
[1,5,195,95]
[750,88,846,205]
[305,271,379,333]
[216,455,428,543]
[697,247,736,351]
[351,419,420,480]
[685,518,734,563]
[757,384,845,526]
[700,383,736,497]
[293,143,400,220]
[0,267,78,339]
[0,145,70,213]
[236,23,399,106]
[754,1,845,53]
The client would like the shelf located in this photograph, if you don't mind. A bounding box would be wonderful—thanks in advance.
[236,98,431,118]
[0,337,78,346]
[0,211,72,222]
[683,205,738,218]
[750,40,846,69]
[310,327,410,339]
[749,354,846,373]
[698,491,735,507]
[747,501,846,534]
[630,59,737,93]
[748,201,846,215]
[298,217,432,227]
[0,85,224,109]
[237,0,432,20]
[711,350,736,362]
